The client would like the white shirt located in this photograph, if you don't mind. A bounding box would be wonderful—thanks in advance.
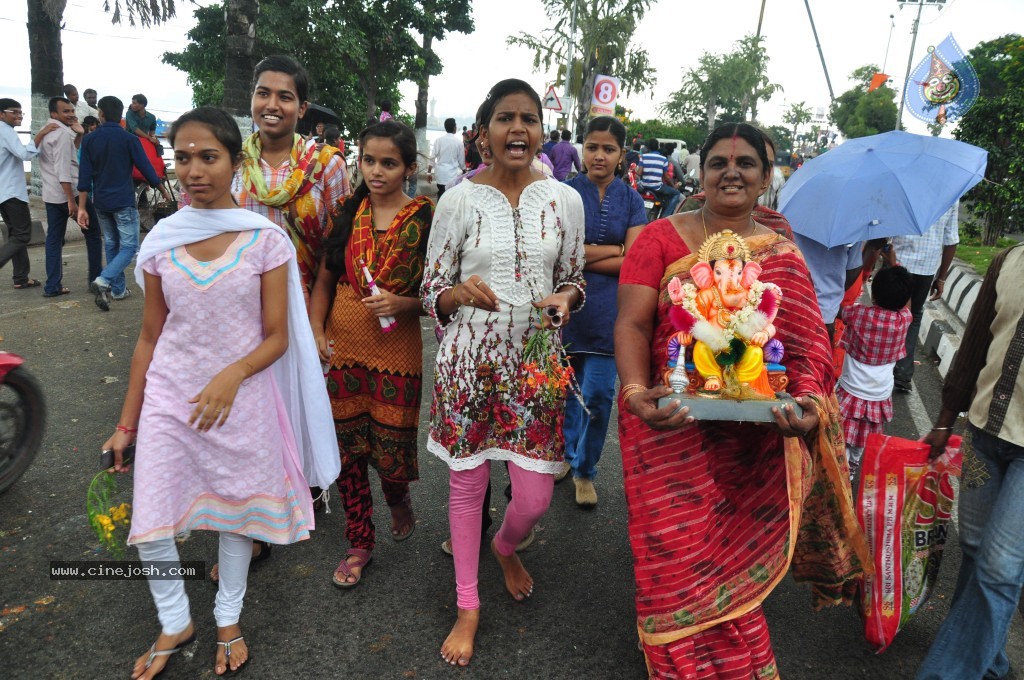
[38,119,79,204]
[0,121,39,204]
[430,133,465,186]
[839,354,895,401]
[889,202,959,276]
[75,101,98,122]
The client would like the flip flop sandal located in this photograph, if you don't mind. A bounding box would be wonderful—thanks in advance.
[42,287,71,297]
[332,548,372,589]
[13,279,40,289]
[215,635,250,676]
[138,632,198,677]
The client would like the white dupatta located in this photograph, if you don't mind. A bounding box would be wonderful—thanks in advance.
[135,206,341,489]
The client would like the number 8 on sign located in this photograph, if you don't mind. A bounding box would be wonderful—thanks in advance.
[595,78,617,105]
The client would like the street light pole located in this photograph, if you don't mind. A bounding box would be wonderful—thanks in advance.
[803,0,835,102]
[561,0,579,139]
[896,0,925,129]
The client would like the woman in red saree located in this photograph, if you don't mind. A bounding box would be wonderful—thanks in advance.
[615,123,869,679]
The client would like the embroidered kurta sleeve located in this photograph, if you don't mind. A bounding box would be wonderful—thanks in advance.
[554,184,586,311]
[421,189,469,328]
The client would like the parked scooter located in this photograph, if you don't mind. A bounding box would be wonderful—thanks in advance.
[0,352,46,494]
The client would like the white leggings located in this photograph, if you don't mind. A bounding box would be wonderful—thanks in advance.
[136,532,253,634]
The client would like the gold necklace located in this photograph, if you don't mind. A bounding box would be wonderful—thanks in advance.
[701,208,756,240]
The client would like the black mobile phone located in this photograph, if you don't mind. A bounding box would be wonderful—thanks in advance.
[100,444,136,469]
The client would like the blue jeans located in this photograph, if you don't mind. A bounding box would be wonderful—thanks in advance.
[94,207,140,296]
[652,184,682,216]
[562,354,617,480]
[916,426,1024,680]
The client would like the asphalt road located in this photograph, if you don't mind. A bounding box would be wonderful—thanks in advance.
[0,240,1020,679]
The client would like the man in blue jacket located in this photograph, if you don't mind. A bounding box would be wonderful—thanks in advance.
[77,95,168,311]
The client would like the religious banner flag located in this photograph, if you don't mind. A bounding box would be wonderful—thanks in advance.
[904,34,980,125]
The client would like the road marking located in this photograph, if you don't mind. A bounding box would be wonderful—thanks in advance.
[905,379,934,438]
[0,304,58,319]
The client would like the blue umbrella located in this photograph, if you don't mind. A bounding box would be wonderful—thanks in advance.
[778,131,987,247]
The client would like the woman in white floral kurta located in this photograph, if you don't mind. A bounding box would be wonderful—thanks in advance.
[421,79,585,668]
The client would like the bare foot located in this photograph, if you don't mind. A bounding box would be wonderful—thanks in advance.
[131,623,195,680]
[215,624,248,676]
[390,501,415,539]
[440,608,480,666]
[491,538,533,601]
[702,376,722,392]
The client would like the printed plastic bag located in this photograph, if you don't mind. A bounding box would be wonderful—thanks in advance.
[856,432,962,653]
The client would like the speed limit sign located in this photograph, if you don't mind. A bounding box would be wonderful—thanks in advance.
[590,75,620,116]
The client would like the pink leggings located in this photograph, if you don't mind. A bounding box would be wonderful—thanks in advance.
[449,461,553,610]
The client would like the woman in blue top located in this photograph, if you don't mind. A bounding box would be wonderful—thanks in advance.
[562,116,647,507]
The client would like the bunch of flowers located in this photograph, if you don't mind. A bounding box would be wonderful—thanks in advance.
[86,471,131,558]
[520,329,577,410]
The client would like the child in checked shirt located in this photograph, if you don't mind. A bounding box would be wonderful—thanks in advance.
[836,265,914,481]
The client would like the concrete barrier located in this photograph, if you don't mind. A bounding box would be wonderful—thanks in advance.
[919,258,982,378]
[0,219,46,246]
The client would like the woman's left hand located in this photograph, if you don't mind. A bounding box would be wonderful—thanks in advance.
[532,292,573,329]
[188,364,246,432]
[362,290,402,317]
[768,396,819,438]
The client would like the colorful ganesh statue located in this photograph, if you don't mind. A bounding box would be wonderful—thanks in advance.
[664,229,787,400]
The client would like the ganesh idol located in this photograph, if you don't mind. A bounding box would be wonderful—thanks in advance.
[664,229,783,398]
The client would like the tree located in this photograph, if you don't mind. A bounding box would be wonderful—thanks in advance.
[954,34,1024,245]
[507,0,656,135]
[222,0,259,116]
[164,1,427,137]
[765,124,793,156]
[409,1,473,156]
[626,120,704,152]
[661,34,781,132]
[829,64,898,139]
[782,101,811,150]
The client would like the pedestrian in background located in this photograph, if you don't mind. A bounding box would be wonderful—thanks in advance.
[427,117,465,198]
[0,98,49,289]
[916,241,1024,680]
[548,128,581,181]
[78,95,169,311]
[38,95,100,297]
[889,201,959,393]
[638,138,681,216]
[561,115,646,507]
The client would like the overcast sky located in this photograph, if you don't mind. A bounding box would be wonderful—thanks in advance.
[1,0,1019,135]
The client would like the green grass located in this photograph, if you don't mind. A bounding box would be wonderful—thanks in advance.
[956,237,1018,276]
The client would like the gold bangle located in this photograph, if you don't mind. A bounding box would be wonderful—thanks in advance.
[619,242,626,257]
[450,284,462,307]
[620,383,647,401]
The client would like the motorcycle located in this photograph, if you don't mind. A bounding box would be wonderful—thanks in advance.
[628,163,666,222]
[0,352,46,494]
[640,188,665,222]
